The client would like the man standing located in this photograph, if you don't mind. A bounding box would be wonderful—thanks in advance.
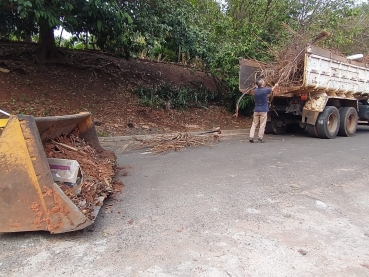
[249,78,278,143]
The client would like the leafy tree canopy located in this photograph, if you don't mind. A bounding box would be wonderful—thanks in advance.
[0,0,368,113]
[1,0,132,62]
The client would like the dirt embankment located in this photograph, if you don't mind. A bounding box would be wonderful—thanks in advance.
[0,42,251,136]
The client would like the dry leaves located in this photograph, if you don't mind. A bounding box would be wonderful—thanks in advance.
[43,129,122,220]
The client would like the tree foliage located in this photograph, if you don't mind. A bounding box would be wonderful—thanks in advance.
[1,0,132,61]
[1,0,368,112]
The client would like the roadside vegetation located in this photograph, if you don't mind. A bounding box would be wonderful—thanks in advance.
[134,84,221,110]
[0,0,368,115]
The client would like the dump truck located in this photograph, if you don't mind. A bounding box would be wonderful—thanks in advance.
[0,112,112,234]
[239,45,369,139]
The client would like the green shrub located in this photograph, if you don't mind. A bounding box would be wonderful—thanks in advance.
[133,84,221,109]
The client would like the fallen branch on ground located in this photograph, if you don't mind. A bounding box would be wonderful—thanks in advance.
[233,86,255,118]
[134,130,221,154]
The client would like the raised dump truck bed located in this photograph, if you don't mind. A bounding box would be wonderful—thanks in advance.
[279,45,369,98]
[239,45,369,139]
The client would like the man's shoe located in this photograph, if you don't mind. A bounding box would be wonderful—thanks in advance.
[249,137,254,143]
[258,138,265,143]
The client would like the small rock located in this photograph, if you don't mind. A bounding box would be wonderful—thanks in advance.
[79,200,86,207]
[0,67,10,73]
[316,200,328,209]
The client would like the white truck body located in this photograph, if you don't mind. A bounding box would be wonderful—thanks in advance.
[302,45,369,98]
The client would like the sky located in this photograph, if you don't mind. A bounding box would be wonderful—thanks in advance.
[54,27,72,40]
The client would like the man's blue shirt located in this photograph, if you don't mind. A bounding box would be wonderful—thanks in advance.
[254,87,272,112]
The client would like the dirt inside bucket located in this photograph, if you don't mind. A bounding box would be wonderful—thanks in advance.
[43,129,123,220]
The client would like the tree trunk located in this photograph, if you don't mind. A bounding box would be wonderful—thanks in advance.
[24,32,32,43]
[36,20,62,63]
[85,32,89,50]
[58,28,64,47]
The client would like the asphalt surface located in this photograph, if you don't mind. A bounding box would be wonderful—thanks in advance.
[1,127,369,276]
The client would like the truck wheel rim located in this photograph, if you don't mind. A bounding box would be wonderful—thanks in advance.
[327,113,338,132]
[347,113,356,132]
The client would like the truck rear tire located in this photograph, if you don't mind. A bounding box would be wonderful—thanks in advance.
[265,122,274,134]
[306,124,319,138]
[338,107,358,137]
[316,106,340,139]
[271,117,286,135]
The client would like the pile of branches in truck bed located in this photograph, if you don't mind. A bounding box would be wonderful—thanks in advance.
[254,42,306,87]
[252,26,331,88]
[43,130,122,220]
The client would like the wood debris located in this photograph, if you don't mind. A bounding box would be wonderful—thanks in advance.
[43,129,122,220]
[134,131,220,154]
[256,29,331,88]
[0,67,10,73]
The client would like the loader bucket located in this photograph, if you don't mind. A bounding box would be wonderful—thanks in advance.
[0,113,105,234]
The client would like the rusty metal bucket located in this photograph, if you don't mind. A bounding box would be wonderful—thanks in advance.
[0,113,105,233]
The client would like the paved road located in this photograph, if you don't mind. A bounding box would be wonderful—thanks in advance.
[1,128,369,276]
